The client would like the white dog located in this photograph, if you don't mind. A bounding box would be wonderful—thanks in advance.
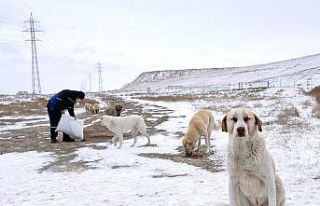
[101,115,150,148]
[221,107,285,206]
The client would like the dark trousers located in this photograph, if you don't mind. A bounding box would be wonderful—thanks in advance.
[48,109,72,141]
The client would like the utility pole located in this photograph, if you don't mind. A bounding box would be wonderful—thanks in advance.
[23,13,42,95]
[88,72,92,92]
[96,61,103,92]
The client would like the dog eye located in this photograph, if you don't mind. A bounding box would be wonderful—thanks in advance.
[232,117,238,122]
[244,117,250,122]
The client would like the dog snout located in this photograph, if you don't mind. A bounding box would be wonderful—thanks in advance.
[237,127,245,137]
[185,150,193,156]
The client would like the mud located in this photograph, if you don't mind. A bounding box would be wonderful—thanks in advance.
[138,152,224,173]
[0,93,173,172]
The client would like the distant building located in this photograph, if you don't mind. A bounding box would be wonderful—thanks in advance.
[16,91,29,96]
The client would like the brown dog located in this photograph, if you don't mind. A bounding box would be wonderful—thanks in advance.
[182,109,218,156]
[105,104,123,116]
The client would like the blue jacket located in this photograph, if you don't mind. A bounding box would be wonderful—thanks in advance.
[47,90,85,117]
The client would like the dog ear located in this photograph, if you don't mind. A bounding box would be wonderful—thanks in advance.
[253,113,262,132]
[182,137,187,147]
[221,115,228,132]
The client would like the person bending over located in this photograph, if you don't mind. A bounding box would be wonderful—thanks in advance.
[47,89,85,143]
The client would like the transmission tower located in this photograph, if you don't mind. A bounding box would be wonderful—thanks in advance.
[96,61,103,92]
[23,13,42,95]
[88,72,92,92]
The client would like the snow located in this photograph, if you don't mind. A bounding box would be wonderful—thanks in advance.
[1,90,320,205]
[0,130,228,206]
[121,54,320,93]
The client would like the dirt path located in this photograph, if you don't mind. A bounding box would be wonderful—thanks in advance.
[0,93,224,173]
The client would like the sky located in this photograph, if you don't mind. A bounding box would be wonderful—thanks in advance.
[0,0,320,94]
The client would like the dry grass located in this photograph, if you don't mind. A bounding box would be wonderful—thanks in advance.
[302,100,312,109]
[0,98,49,116]
[136,95,207,102]
[276,105,300,124]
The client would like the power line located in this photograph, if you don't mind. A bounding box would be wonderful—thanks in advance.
[23,13,42,95]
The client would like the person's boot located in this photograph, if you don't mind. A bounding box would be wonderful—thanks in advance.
[51,138,58,143]
[50,128,58,143]
[63,133,75,142]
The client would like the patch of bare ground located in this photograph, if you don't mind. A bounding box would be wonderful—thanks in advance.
[0,93,173,172]
[111,165,132,169]
[276,105,300,125]
[152,173,189,178]
[138,152,224,173]
[132,91,274,106]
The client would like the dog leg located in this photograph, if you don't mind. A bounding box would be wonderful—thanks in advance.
[137,121,150,145]
[208,128,212,147]
[131,129,138,147]
[266,172,277,206]
[204,132,210,154]
[276,176,286,206]
[229,177,239,206]
[143,134,151,145]
[196,137,201,151]
[139,128,150,145]
[112,135,118,147]
[117,134,123,149]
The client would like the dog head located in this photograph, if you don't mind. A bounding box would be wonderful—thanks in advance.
[115,104,123,116]
[182,137,195,156]
[221,107,262,138]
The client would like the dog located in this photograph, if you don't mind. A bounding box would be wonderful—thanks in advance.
[84,102,93,112]
[221,107,285,206]
[182,109,218,156]
[84,102,99,114]
[105,104,123,116]
[101,115,150,148]
[92,104,99,114]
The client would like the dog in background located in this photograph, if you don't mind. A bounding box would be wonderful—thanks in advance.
[105,104,123,116]
[101,115,150,148]
[84,102,99,114]
[182,109,219,156]
[222,107,285,206]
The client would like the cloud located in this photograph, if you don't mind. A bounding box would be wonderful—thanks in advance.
[1,0,320,94]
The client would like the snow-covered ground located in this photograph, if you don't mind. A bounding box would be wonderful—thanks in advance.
[121,54,320,93]
[1,89,320,205]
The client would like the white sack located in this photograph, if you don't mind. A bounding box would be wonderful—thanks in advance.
[56,114,84,140]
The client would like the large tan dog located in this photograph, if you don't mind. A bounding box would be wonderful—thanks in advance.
[182,109,217,156]
[222,107,285,206]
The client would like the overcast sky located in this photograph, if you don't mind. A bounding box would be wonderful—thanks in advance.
[0,0,320,94]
